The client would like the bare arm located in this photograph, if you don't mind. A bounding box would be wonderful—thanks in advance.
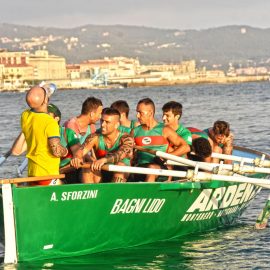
[70,133,98,168]
[48,137,68,157]
[106,134,134,164]
[164,126,190,157]
[223,133,234,164]
[11,132,27,156]
[91,134,134,171]
[70,143,81,156]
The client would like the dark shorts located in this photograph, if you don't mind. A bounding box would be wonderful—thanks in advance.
[62,169,82,184]
[101,171,114,183]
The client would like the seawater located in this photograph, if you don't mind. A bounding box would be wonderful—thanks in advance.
[0,82,270,269]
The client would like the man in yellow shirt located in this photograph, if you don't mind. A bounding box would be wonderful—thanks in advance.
[20,85,68,185]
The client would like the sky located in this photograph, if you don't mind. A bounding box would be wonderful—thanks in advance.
[1,0,270,30]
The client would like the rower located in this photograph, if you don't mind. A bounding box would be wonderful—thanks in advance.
[132,98,190,182]
[187,127,212,162]
[48,104,81,184]
[204,120,234,164]
[162,101,192,150]
[64,97,103,144]
[71,108,134,183]
[110,100,139,133]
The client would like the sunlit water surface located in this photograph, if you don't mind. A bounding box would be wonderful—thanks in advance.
[0,82,270,269]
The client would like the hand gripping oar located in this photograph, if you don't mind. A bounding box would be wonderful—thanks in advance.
[0,174,65,185]
[0,150,12,166]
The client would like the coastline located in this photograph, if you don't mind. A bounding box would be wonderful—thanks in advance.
[0,75,269,92]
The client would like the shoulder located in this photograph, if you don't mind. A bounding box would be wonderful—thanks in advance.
[178,124,191,133]
[65,127,77,137]
[64,117,79,133]
[64,117,77,127]
[84,132,99,145]
[133,124,142,135]
[163,125,174,133]
[119,125,131,134]
[21,109,31,116]
[162,125,176,137]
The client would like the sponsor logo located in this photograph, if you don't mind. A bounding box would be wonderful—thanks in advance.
[180,183,261,222]
[142,137,152,145]
[50,190,98,202]
[110,198,165,214]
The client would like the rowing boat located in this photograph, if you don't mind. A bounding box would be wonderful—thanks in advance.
[0,146,269,263]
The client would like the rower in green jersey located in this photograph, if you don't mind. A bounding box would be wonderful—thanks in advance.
[161,101,192,181]
[48,104,82,184]
[162,101,192,148]
[48,104,80,168]
[64,97,103,144]
[111,100,139,134]
[131,98,190,182]
[71,108,134,184]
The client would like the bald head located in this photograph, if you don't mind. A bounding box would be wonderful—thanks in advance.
[26,86,46,109]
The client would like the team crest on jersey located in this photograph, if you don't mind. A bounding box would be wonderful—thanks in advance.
[142,137,152,145]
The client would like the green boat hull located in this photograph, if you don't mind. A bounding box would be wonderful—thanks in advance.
[3,179,262,262]
[0,146,269,262]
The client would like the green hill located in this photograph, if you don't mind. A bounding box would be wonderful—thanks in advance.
[1,23,270,69]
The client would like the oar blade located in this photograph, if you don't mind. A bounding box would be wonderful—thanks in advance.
[0,156,6,166]
[0,150,11,166]
[255,200,270,229]
[17,158,28,177]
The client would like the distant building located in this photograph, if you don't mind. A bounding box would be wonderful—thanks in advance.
[3,64,33,89]
[206,70,225,78]
[0,50,67,89]
[66,64,80,79]
[236,67,268,76]
[141,60,196,75]
[0,64,4,88]
[0,51,33,88]
[80,57,140,79]
[29,50,67,80]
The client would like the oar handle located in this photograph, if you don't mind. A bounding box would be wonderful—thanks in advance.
[4,150,12,159]
[60,163,110,174]
[0,150,12,166]
[0,174,65,184]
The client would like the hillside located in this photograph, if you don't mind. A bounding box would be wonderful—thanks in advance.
[1,23,270,69]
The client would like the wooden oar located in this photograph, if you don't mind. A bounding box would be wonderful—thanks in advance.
[17,158,28,177]
[212,152,270,168]
[166,160,270,174]
[135,146,270,175]
[0,150,12,166]
[0,174,65,185]
[61,163,270,188]
[135,145,215,172]
[60,163,110,174]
